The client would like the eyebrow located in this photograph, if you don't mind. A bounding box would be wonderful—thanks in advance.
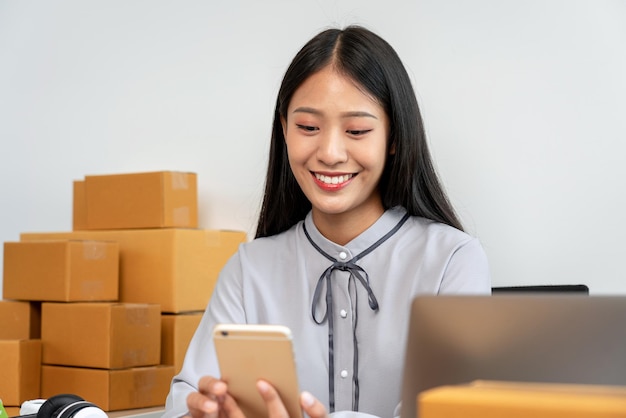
[292,107,378,120]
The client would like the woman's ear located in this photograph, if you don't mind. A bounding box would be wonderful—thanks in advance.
[389,140,396,155]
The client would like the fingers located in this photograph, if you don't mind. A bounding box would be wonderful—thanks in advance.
[257,380,290,418]
[186,390,218,418]
[300,391,328,418]
[198,376,229,399]
[186,376,229,418]
[219,392,247,418]
[187,376,328,418]
[256,381,328,418]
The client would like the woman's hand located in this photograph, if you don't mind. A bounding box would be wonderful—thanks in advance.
[257,380,328,418]
[186,376,328,418]
[187,375,242,418]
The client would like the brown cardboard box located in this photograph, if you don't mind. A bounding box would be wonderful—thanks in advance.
[41,365,175,411]
[75,171,198,230]
[418,380,626,418]
[4,406,21,417]
[21,229,246,313]
[3,240,119,302]
[0,300,41,339]
[73,180,87,230]
[0,340,42,406]
[161,312,203,373]
[41,302,161,369]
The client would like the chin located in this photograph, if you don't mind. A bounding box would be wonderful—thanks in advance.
[311,202,355,216]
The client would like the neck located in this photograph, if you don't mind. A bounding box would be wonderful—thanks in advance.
[312,205,385,246]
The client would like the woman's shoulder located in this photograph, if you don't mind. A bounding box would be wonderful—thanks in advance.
[239,221,303,254]
[403,214,490,276]
[405,213,477,247]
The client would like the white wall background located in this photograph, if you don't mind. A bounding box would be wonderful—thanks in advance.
[1,0,625,296]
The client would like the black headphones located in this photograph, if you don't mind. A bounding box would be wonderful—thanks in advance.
[32,395,107,418]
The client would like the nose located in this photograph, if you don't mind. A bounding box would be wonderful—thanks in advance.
[316,129,348,166]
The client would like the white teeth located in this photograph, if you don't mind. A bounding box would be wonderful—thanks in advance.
[315,173,353,184]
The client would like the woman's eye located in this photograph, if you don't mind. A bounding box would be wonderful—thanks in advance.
[347,129,372,136]
[296,124,318,133]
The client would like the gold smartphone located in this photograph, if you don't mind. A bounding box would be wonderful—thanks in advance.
[213,324,303,418]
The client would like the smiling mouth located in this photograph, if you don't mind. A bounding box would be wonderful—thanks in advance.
[314,173,354,185]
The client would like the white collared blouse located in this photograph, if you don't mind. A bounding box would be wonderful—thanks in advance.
[163,206,491,418]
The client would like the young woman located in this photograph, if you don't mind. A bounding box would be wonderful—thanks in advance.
[164,26,491,418]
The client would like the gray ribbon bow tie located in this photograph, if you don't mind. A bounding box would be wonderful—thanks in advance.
[303,213,410,412]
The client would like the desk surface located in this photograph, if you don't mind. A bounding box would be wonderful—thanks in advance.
[107,407,164,418]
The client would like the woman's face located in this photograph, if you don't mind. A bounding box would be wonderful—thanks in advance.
[282,66,390,228]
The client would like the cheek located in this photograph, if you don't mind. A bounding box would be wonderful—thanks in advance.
[285,147,307,179]
[285,137,313,165]
[359,143,388,171]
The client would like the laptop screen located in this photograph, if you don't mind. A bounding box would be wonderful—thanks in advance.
[400,295,626,418]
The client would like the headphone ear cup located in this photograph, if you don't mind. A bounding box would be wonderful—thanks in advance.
[55,401,106,418]
[37,395,85,418]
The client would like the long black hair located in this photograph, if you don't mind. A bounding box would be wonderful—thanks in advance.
[255,26,463,238]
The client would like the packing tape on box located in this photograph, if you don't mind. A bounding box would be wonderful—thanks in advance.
[80,280,105,295]
[123,348,150,366]
[82,241,108,260]
[172,206,190,225]
[170,172,190,190]
[204,230,223,247]
[132,368,158,405]
[125,306,153,325]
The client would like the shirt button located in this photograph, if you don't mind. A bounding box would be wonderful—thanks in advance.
[338,251,347,260]
[340,370,349,378]
[340,309,348,318]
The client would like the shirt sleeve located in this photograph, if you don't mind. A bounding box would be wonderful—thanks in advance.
[438,237,492,294]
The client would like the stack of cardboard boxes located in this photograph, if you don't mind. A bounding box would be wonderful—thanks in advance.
[0,300,42,417]
[1,171,247,414]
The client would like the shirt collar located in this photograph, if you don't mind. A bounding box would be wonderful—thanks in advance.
[302,206,408,257]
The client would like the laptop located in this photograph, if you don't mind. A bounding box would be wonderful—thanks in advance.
[400,295,626,418]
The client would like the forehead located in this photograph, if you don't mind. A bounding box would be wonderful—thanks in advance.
[288,66,383,114]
